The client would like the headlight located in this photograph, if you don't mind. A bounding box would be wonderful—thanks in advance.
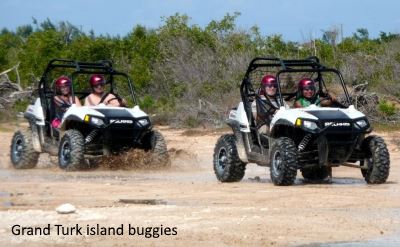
[137,118,149,126]
[355,119,368,129]
[90,116,104,126]
[303,120,319,130]
[295,118,319,131]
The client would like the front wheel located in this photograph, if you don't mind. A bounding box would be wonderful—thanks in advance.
[361,135,390,184]
[10,129,39,169]
[58,129,85,171]
[270,137,298,186]
[213,134,246,182]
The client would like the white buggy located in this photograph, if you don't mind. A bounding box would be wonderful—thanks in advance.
[10,59,168,170]
[213,57,390,185]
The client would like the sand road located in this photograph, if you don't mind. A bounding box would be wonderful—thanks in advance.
[0,124,399,246]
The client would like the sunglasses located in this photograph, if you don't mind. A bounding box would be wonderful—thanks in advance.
[94,83,105,88]
[303,87,315,91]
[265,84,277,88]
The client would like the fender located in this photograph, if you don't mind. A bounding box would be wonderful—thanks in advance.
[226,119,249,163]
[228,102,250,132]
[24,98,45,126]
[270,119,296,138]
[25,120,43,152]
[22,100,46,152]
[60,114,88,131]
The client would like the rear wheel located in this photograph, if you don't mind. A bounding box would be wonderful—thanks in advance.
[270,137,298,186]
[10,129,39,169]
[143,130,170,167]
[213,134,246,182]
[58,129,85,171]
[361,135,390,184]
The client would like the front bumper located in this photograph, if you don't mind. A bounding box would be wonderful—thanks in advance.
[83,116,152,154]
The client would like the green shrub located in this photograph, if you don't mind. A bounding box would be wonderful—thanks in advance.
[139,94,155,112]
[13,99,31,113]
[378,100,396,116]
[184,115,200,128]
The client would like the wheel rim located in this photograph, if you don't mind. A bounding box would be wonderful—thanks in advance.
[216,147,228,174]
[12,136,24,162]
[60,140,71,167]
[272,150,283,177]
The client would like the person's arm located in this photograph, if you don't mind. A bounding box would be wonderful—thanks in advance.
[74,96,82,106]
[105,94,122,107]
[251,100,257,120]
[84,95,91,106]
[54,96,69,108]
[54,96,62,107]
[319,93,336,107]
[283,100,290,109]
[293,100,302,108]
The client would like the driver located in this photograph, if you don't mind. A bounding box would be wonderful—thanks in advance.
[294,78,336,108]
[84,74,123,107]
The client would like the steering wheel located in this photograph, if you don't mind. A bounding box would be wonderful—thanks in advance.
[284,92,297,101]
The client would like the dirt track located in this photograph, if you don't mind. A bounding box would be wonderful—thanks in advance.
[1,124,400,246]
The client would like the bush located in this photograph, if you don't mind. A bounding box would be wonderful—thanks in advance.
[13,99,31,113]
[378,100,396,116]
[139,95,155,113]
[2,16,400,126]
[184,115,200,128]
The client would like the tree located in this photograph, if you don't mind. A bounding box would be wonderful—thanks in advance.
[379,31,399,43]
[58,21,83,45]
[16,25,33,39]
[206,12,240,36]
[353,28,369,42]
[321,26,340,47]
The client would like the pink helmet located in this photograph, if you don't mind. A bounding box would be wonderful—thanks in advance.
[298,78,316,90]
[89,74,105,87]
[55,75,71,89]
[261,75,277,87]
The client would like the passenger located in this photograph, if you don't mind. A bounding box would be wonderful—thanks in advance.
[252,74,287,134]
[293,78,336,108]
[52,75,81,128]
[260,75,280,108]
[84,74,123,107]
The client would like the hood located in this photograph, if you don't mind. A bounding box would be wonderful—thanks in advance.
[62,105,148,122]
[91,105,148,119]
[302,105,365,120]
[271,105,366,126]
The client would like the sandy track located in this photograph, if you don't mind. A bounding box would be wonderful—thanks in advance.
[0,125,400,246]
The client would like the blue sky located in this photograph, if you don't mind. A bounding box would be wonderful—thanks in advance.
[1,0,399,42]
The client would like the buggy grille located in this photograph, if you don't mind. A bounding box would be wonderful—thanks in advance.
[321,121,358,145]
[106,125,141,141]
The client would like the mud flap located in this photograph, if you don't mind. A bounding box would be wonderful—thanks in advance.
[29,121,42,152]
[226,119,248,163]
[236,132,249,163]
[317,135,328,167]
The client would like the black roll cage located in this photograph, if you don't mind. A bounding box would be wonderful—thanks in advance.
[38,59,138,106]
[240,56,351,123]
